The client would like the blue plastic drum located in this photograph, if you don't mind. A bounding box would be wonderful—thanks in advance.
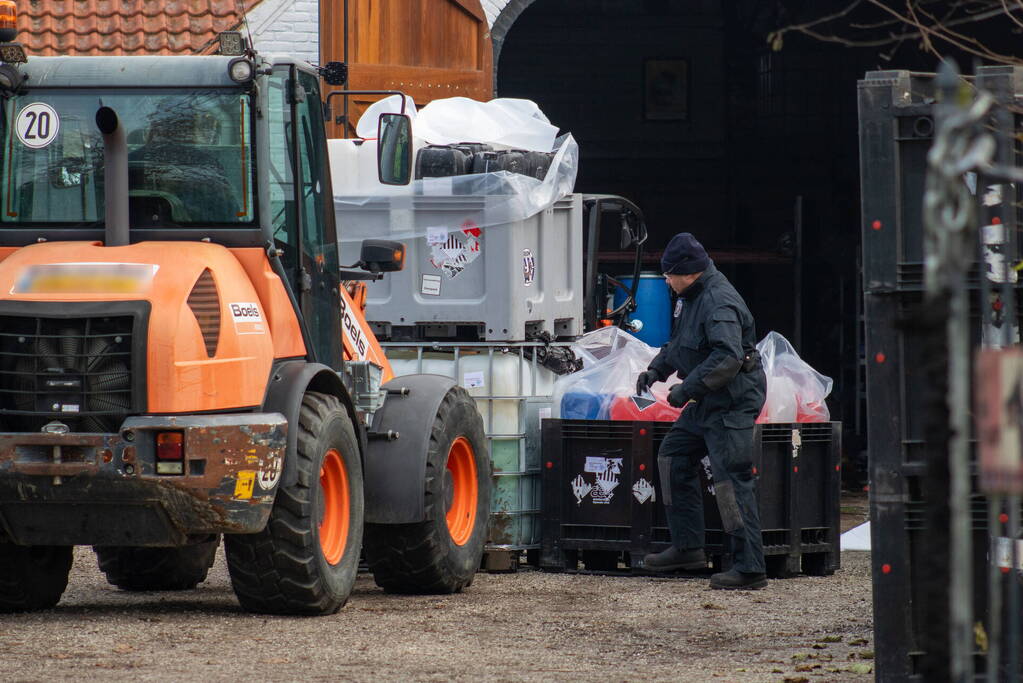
[560,391,612,420]
[613,272,673,347]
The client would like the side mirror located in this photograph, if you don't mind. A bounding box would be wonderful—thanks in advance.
[359,239,405,273]
[377,113,412,185]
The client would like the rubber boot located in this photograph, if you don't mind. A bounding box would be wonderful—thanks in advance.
[642,546,707,572]
[709,568,768,590]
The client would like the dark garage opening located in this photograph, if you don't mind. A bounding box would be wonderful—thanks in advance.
[495,0,999,475]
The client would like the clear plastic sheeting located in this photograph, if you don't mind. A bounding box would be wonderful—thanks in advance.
[552,327,682,422]
[755,331,833,423]
[335,135,577,246]
[334,95,579,250]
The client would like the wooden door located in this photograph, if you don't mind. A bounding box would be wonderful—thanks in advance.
[320,0,493,138]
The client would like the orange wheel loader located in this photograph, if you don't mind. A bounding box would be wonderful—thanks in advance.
[0,21,491,615]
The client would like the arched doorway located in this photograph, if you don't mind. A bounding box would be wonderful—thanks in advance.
[495,0,876,451]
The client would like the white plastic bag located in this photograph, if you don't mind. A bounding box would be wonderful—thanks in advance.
[413,97,559,152]
[755,331,832,423]
[553,327,682,422]
[355,94,419,139]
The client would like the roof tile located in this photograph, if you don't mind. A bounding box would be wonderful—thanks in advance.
[15,0,263,56]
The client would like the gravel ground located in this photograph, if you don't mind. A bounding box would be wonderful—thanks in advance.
[0,543,873,682]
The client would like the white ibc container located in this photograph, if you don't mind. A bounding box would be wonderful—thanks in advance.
[338,193,583,342]
[385,344,558,549]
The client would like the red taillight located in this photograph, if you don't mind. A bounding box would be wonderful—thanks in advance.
[156,432,184,475]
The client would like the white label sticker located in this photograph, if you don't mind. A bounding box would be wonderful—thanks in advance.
[571,474,591,505]
[462,371,485,389]
[522,248,536,286]
[426,226,449,245]
[16,103,60,149]
[421,274,441,296]
[632,478,656,504]
[591,468,619,504]
[701,455,716,496]
[60,404,80,413]
[984,184,1004,207]
[229,302,265,335]
[538,407,552,421]
[584,456,607,473]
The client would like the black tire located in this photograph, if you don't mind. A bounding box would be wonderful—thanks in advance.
[224,392,364,615]
[93,536,219,591]
[0,544,72,612]
[364,385,491,594]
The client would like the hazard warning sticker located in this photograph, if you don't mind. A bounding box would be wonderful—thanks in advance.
[234,471,256,499]
[228,302,266,335]
[522,248,535,286]
[430,221,482,279]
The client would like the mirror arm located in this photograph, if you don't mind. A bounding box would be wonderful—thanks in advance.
[339,269,383,281]
[325,90,408,115]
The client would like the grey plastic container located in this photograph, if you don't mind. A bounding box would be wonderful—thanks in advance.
[338,193,583,341]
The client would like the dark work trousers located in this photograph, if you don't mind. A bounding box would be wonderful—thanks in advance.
[657,408,766,574]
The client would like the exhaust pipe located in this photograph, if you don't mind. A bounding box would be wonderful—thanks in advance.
[95,107,129,247]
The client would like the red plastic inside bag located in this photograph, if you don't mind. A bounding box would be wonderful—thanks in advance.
[608,394,682,422]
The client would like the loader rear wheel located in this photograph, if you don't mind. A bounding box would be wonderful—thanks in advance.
[364,385,491,594]
[224,392,363,615]
[93,536,219,591]
[0,544,72,612]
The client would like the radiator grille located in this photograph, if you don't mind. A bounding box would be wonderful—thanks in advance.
[0,315,137,432]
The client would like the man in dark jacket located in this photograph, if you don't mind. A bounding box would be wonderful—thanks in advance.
[636,233,768,590]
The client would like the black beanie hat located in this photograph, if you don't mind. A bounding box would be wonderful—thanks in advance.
[661,233,710,275]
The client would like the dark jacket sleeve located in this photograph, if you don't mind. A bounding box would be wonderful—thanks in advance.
[677,305,744,401]
[647,341,675,381]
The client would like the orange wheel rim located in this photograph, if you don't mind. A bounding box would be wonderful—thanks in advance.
[445,437,478,546]
[319,448,349,565]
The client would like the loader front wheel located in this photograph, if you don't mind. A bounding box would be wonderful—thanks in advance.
[0,544,72,612]
[94,536,219,591]
[364,385,491,593]
[224,392,363,615]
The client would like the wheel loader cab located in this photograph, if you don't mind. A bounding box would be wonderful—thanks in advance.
[264,62,343,367]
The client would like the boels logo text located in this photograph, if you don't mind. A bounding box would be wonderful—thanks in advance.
[229,302,265,335]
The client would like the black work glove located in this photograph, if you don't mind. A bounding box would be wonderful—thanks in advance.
[667,383,691,408]
[636,368,662,395]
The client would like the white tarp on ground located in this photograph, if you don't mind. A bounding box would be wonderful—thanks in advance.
[840,521,871,551]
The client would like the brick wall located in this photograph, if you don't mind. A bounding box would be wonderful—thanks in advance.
[481,0,508,26]
[246,0,320,64]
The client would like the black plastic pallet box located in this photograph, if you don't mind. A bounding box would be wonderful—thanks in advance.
[858,64,1023,681]
[540,419,841,577]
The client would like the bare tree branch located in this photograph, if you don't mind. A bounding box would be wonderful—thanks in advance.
[774,0,1023,66]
